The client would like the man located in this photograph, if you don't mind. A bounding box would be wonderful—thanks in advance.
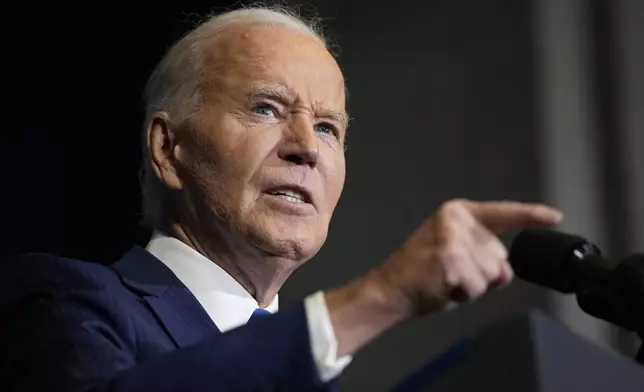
[0,6,563,391]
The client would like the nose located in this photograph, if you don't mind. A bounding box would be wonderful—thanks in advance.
[278,117,319,168]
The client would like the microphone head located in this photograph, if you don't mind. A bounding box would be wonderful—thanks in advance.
[509,229,600,293]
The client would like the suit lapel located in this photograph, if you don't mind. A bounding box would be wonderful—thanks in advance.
[111,246,220,348]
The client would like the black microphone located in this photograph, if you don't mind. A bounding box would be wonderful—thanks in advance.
[509,229,618,294]
[510,229,644,365]
[509,229,644,333]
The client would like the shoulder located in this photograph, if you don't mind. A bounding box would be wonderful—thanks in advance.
[1,252,120,285]
[0,251,152,345]
[0,252,125,302]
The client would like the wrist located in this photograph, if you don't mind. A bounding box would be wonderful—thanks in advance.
[324,268,412,357]
[360,267,415,321]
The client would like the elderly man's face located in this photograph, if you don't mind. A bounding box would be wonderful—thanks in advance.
[172,25,347,262]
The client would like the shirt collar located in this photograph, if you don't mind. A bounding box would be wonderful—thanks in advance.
[145,230,279,332]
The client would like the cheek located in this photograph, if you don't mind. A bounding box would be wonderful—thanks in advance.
[323,154,346,209]
[221,132,284,209]
[198,132,275,190]
[178,148,247,218]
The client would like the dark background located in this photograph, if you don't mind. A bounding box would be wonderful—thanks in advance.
[3,0,642,390]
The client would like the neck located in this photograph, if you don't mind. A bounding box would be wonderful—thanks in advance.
[163,222,293,308]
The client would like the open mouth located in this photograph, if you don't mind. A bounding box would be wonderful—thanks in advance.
[265,187,312,205]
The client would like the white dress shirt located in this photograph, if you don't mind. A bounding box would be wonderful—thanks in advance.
[146,231,352,382]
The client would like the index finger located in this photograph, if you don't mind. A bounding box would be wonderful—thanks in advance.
[462,200,563,234]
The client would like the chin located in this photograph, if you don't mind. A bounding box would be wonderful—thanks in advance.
[251,222,327,263]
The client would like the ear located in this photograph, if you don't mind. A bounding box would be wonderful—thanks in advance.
[146,112,183,190]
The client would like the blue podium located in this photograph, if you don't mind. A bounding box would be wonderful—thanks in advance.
[393,310,644,392]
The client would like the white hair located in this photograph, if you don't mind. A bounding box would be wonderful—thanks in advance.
[140,6,330,228]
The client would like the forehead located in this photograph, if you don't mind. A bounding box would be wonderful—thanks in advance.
[202,24,346,109]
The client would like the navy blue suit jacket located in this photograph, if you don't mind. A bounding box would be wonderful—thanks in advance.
[0,246,335,391]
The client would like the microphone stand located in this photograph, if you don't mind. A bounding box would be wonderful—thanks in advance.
[576,253,644,365]
[614,254,644,365]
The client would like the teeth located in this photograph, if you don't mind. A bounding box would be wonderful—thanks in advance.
[269,189,306,203]
[278,194,305,204]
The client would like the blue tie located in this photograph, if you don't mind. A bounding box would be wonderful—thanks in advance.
[249,308,271,323]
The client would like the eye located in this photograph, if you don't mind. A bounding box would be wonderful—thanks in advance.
[253,104,278,118]
[314,122,336,136]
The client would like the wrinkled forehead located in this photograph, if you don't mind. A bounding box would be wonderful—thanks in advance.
[201,24,346,109]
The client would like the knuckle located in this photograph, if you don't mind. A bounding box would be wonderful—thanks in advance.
[496,244,509,260]
[476,279,490,295]
[440,199,467,217]
[481,237,508,260]
[483,261,502,280]
[504,264,515,281]
[485,237,508,257]
[439,199,478,228]
[438,242,466,263]
[467,281,487,298]
[444,265,461,287]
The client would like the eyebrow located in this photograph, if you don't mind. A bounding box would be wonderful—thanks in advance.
[317,110,350,129]
[245,84,350,129]
[246,85,296,106]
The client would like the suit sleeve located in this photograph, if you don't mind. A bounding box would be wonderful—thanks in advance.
[0,255,337,392]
